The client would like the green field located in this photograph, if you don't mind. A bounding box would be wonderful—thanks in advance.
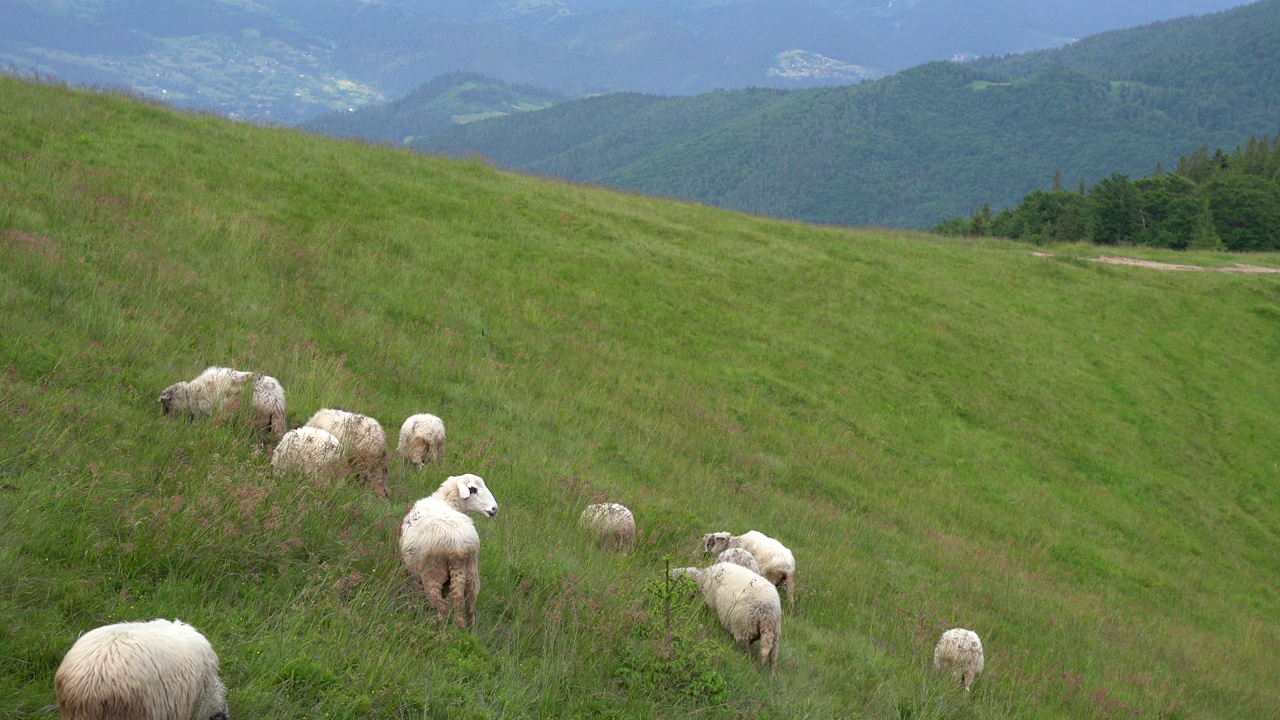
[2,75,1279,718]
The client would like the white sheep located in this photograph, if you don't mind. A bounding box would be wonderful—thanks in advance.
[158,366,286,444]
[271,426,343,479]
[400,474,499,630]
[933,628,985,692]
[55,618,228,720]
[579,503,636,553]
[671,562,781,669]
[305,408,389,497]
[716,547,761,575]
[397,413,446,467]
[702,530,796,610]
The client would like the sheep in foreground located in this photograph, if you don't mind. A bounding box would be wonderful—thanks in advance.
[55,618,228,720]
[158,366,286,443]
[397,413,446,467]
[400,474,499,630]
[933,628,985,692]
[716,547,761,575]
[702,530,796,609]
[271,426,343,479]
[671,562,781,669]
[305,408,389,497]
[579,502,636,553]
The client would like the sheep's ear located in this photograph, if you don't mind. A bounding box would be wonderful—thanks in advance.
[158,390,171,402]
[455,477,473,498]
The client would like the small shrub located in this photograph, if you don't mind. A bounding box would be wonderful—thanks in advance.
[617,558,727,705]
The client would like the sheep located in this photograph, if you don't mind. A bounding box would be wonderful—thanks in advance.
[400,474,499,630]
[54,618,228,720]
[579,502,636,553]
[702,530,796,610]
[305,408,389,497]
[671,562,781,669]
[158,366,286,444]
[933,628,984,692]
[397,413,446,467]
[716,547,761,575]
[271,426,343,479]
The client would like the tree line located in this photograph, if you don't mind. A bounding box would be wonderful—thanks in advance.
[934,132,1280,251]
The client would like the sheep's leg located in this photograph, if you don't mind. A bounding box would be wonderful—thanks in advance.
[759,627,779,671]
[784,574,795,612]
[419,565,451,628]
[449,560,474,630]
[212,395,242,427]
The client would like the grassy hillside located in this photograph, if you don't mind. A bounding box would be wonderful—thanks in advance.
[3,75,1280,718]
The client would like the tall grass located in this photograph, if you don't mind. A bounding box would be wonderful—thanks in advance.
[2,74,1279,718]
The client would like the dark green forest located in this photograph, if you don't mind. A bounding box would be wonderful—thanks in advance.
[410,0,1280,228]
[938,133,1280,251]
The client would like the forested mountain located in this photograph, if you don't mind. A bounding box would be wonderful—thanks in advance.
[299,74,565,145]
[412,0,1280,228]
[0,0,1251,121]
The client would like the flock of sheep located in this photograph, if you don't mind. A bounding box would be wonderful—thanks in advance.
[53,365,986,718]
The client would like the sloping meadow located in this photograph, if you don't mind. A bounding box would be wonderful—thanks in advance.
[2,75,1279,718]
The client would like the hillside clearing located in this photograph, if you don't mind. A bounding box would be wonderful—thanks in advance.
[2,76,1279,719]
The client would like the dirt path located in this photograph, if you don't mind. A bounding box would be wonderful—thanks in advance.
[1032,251,1280,274]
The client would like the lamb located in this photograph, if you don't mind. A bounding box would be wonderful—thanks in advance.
[716,547,762,575]
[933,628,984,692]
[54,618,228,720]
[271,426,343,479]
[397,413,446,467]
[579,503,636,553]
[671,562,781,669]
[400,474,499,630]
[702,530,796,610]
[158,366,286,444]
[305,408,389,497]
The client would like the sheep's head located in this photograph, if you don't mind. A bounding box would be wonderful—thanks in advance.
[452,474,498,517]
[669,567,701,582]
[157,382,186,414]
[717,548,761,573]
[198,674,229,720]
[702,532,732,555]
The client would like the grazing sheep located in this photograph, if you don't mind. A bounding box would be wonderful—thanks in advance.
[716,547,761,575]
[702,530,796,610]
[400,474,499,630]
[158,366,286,443]
[397,413,446,467]
[933,628,985,692]
[55,618,228,720]
[671,563,781,669]
[305,408,389,497]
[579,503,636,553]
[271,426,343,479]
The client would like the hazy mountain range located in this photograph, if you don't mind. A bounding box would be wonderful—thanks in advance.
[403,0,1279,227]
[0,0,1252,121]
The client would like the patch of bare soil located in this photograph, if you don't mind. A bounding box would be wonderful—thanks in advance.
[1031,251,1280,274]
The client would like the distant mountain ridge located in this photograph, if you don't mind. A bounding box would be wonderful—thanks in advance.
[408,0,1280,228]
[0,0,1251,121]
